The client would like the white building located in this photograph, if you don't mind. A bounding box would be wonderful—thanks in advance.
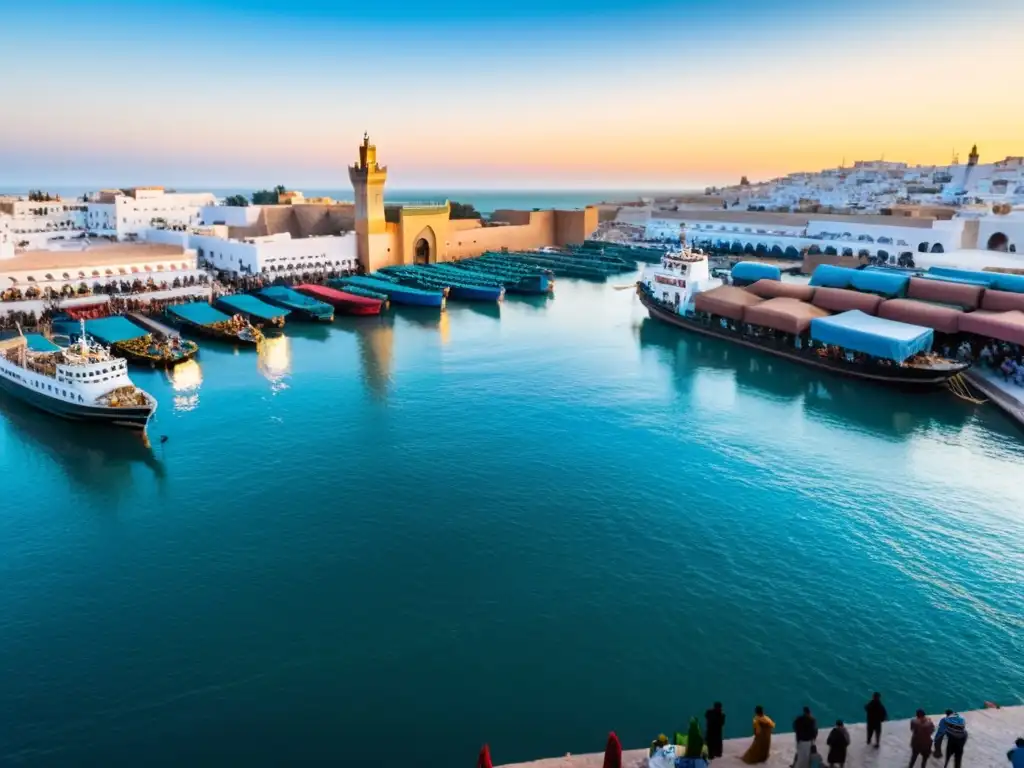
[0,195,89,250]
[85,187,216,241]
[0,188,218,253]
[145,226,358,277]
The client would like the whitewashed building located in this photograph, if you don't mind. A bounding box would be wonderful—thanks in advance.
[145,226,358,277]
[0,196,89,250]
[85,187,216,240]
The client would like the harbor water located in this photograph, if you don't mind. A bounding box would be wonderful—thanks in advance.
[1,275,1022,766]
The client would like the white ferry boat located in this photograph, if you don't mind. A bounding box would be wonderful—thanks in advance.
[638,246,720,314]
[0,325,157,430]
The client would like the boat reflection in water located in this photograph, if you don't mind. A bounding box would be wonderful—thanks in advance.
[167,358,203,412]
[257,335,292,392]
[636,317,978,441]
[348,316,394,401]
[0,390,166,497]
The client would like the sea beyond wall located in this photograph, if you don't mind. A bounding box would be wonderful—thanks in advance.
[498,706,1024,768]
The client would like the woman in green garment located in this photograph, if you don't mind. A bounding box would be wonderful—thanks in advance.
[685,717,706,758]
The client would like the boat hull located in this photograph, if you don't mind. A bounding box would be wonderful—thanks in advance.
[112,341,200,369]
[638,285,968,388]
[257,294,334,323]
[163,312,261,345]
[0,375,154,430]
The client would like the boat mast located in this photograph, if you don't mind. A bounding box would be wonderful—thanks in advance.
[79,318,89,356]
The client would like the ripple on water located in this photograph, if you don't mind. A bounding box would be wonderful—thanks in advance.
[0,279,1022,766]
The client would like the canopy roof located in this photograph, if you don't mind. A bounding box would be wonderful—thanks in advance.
[959,310,1024,346]
[928,267,1024,294]
[83,316,148,343]
[809,264,857,289]
[731,261,781,283]
[169,302,231,326]
[217,293,290,321]
[744,297,830,334]
[810,309,934,362]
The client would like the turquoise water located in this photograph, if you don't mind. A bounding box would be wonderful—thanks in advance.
[1,276,1023,766]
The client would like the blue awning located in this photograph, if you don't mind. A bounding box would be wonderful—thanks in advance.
[810,310,933,362]
[809,264,858,289]
[731,261,781,283]
[848,269,908,297]
[928,267,1024,294]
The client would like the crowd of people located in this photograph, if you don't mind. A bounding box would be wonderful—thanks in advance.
[948,339,1024,385]
[643,694,1024,768]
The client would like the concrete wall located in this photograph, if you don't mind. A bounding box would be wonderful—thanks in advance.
[201,205,263,227]
[977,215,1024,252]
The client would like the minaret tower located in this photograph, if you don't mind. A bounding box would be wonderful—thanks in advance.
[348,132,388,271]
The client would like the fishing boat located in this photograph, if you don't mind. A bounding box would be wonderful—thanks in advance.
[325,280,391,306]
[215,294,290,329]
[437,262,552,295]
[53,315,199,368]
[0,325,157,430]
[295,283,383,316]
[166,302,264,345]
[257,286,335,322]
[636,248,969,387]
[337,275,447,309]
[379,266,505,302]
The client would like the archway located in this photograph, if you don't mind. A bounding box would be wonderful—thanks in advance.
[918,242,929,253]
[411,225,437,264]
[930,243,944,253]
[987,232,1010,252]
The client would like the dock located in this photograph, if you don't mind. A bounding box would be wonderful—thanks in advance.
[128,312,181,341]
[497,705,1024,768]
[965,368,1024,430]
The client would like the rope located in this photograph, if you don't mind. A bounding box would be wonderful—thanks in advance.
[613,284,638,291]
[946,373,987,405]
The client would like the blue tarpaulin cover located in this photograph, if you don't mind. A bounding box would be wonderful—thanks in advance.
[25,333,61,352]
[216,293,290,320]
[848,269,909,297]
[926,267,1024,293]
[809,264,858,289]
[731,261,781,283]
[83,316,148,343]
[169,302,231,326]
[810,309,934,362]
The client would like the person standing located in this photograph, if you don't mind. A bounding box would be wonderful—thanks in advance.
[741,705,775,764]
[793,707,819,768]
[826,719,850,768]
[864,692,887,748]
[936,711,968,768]
[910,709,935,768]
[705,702,726,760]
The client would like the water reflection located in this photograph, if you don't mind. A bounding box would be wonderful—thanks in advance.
[0,393,166,498]
[637,318,976,440]
[507,293,553,312]
[347,316,395,401]
[257,335,292,392]
[167,359,203,412]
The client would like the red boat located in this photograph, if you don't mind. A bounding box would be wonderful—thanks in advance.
[294,284,383,316]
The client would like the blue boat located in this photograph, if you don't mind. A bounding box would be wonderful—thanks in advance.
[52,315,199,367]
[167,302,264,345]
[215,293,290,328]
[325,279,390,304]
[257,286,335,322]
[379,266,504,303]
[435,262,551,295]
[337,275,446,308]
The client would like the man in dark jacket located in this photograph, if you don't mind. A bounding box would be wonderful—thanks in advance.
[705,701,725,759]
[865,692,887,748]
[792,706,818,766]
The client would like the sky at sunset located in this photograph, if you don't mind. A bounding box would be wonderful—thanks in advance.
[2,0,1022,189]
